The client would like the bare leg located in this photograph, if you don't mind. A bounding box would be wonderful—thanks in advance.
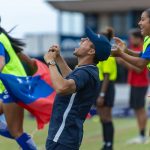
[2,103,37,149]
[2,102,24,138]
[0,100,3,114]
[0,101,14,139]
[135,108,147,136]
[99,106,112,122]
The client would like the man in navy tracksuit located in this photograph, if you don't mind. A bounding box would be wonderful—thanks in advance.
[44,27,111,150]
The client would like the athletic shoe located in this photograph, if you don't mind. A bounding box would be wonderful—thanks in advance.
[101,143,113,150]
[126,136,149,144]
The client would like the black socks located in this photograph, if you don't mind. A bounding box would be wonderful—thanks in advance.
[102,121,114,150]
[140,129,145,137]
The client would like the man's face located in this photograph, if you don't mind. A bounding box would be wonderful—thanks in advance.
[138,11,150,36]
[73,38,94,57]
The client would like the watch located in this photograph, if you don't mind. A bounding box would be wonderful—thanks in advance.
[47,60,56,66]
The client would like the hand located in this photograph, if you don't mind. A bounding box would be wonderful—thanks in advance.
[44,49,57,64]
[111,45,122,57]
[111,37,127,57]
[113,37,127,52]
[48,45,61,58]
[96,96,105,108]
[44,45,61,63]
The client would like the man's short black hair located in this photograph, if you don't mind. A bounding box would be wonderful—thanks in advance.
[90,43,99,64]
[93,56,99,64]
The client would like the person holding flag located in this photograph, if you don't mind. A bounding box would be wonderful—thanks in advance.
[0,21,55,150]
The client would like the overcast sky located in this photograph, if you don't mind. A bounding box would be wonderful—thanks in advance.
[0,0,58,37]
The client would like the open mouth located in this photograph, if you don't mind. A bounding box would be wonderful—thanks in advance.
[139,27,144,33]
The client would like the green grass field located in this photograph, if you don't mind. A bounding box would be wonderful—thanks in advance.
[0,115,150,150]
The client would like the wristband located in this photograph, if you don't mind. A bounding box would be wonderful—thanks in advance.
[99,92,105,97]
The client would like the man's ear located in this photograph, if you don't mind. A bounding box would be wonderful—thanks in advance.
[88,48,95,55]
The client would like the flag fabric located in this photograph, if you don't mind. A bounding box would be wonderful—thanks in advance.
[0,59,56,129]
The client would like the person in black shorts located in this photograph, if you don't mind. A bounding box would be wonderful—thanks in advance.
[117,29,149,144]
[44,27,111,150]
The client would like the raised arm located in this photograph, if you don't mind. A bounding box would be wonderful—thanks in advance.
[124,48,141,57]
[111,37,149,70]
[112,47,149,70]
[17,52,37,75]
[116,57,142,73]
[49,45,72,77]
[44,47,76,95]
[113,37,141,57]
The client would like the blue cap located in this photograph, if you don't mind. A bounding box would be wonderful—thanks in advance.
[86,27,111,61]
